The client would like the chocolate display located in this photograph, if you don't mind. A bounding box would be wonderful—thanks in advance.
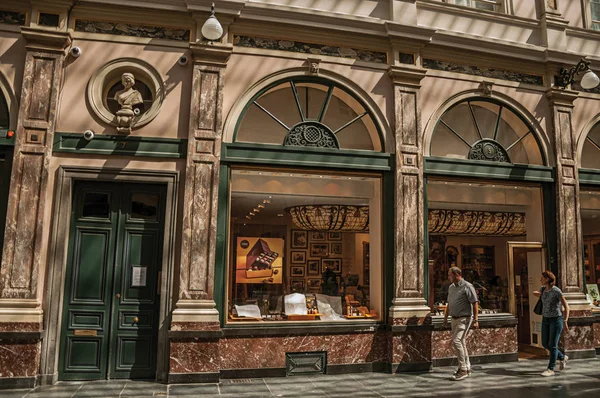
[245,239,279,279]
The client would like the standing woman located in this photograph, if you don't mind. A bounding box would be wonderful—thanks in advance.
[533,270,570,377]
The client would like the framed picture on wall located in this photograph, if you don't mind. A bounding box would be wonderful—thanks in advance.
[310,243,328,257]
[290,279,305,292]
[291,266,305,277]
[308,278,321,289]
[307,260,320,275]
[328,232,342,241]
[291,230,308,249]
[291,251,306,264]
[311,231,326,241]
[322,258,342,273]
[331,243,342,254]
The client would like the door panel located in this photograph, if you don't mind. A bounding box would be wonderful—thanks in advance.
[60,182,165,381]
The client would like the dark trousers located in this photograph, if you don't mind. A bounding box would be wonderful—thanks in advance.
[541,316,565,370]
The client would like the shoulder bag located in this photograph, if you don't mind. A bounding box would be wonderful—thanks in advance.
[533,286,545,315]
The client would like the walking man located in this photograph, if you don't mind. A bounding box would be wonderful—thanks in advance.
[443,266,479,381]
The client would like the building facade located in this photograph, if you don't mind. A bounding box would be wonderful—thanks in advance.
[0,0,599,388]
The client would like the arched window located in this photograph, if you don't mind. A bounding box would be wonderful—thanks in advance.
[581,123,600,169]
[235,77,382,151]
[430,98,544,165]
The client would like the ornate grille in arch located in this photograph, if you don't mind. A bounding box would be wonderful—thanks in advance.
[431,98,544,165]
[235,78,382,151]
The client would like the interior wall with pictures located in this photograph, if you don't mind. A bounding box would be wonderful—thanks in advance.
[427,180,544,316]
[226,168,380,322]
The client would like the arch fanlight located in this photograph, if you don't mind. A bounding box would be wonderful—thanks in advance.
[431,98,544,165]
[581,122,600,169]
[235,77,382,151]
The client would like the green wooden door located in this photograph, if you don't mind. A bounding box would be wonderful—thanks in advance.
[59,181,165,380]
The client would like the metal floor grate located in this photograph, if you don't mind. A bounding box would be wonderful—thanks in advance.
[230,379,253,384]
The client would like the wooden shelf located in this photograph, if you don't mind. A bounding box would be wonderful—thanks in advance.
[286,314,322,321]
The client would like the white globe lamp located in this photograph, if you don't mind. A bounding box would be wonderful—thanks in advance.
[580,69,600,89]
[201,3,224,42]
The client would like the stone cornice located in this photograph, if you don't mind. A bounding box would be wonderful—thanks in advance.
[190,41,233,67]
[386,21,434,52]
[20,27,71,52]
[388,65,427,87]
[546,88,579,107]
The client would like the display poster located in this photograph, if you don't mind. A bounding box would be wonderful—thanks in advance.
[132,266,147,287]
[236,237,284,284]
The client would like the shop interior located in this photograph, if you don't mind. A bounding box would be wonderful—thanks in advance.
[227,169,382,322]
[427,179,546,348]
[581,189,600,310]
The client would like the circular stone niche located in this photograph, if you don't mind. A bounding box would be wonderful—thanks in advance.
[87,58,165,130]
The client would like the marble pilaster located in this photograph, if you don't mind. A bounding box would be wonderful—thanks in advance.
[171,42,232,329]
[388,65,430,321]
[546,89,590,310]
[0,29,70,318]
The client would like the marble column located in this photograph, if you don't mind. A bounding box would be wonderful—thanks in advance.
[388,66,432,371]
[0,28,70,323]
[546,88,594,357]
[171,42,232,331]
[388,65,431,322]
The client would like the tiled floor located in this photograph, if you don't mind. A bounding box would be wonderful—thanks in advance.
[4,357,600,397]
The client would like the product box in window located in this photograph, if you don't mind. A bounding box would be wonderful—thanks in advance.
[236,237,284,284]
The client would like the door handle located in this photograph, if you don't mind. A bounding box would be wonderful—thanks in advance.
[116,293,121,299]
[133,316,139,324]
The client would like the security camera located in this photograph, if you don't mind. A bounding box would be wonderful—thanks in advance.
[178,55,188,66]
[83,130,95,141]
[70,46,82,58]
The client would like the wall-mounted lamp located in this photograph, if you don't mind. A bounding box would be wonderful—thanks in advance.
[201,3,224,42]
[557,58,600,89]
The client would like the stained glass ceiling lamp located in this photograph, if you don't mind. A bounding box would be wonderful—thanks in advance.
[428,209,526,237]
[285,205,369,232]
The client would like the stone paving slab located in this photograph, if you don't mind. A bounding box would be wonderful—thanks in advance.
[3,357,597,397]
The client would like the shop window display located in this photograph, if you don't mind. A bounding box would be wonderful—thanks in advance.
[227,168,382,323]
[427,180,545,316]
[581,189,600,310]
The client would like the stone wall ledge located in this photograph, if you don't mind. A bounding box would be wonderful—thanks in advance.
[430,314,518,330]
[567,316,595,326]
[222,322,385,337]
[168,330,223,340]
[0,331,43,340]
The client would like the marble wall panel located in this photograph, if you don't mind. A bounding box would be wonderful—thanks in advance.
[432,326,517,359]
[0,340,39,378]
[170,340,220,373]
[561,325,593,351]
[0,323,41,332]
[593,322,600,347]
[219,332,389,369]
[393,330,431,363]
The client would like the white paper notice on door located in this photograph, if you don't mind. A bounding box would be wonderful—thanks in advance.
[132,266,147,287]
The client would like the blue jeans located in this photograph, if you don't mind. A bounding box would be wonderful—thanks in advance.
[541,316,565,370]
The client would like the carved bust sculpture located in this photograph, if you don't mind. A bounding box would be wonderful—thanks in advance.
[114,72,144,134]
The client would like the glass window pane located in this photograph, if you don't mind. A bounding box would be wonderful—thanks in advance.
[82,192,110,218]
[430,122,470,159]
[228,169,381,323]
[130,193,159,221]
[591,0,600,21]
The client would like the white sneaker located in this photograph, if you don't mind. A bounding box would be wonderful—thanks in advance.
[559,355,568,370]
[541,369,555,377]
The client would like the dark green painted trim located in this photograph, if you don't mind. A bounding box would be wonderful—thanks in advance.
[215,165,230,327]
[383,169,395,324]
[579,168,600,185]
[0,129,15,147]
[222,143,392,171]
[424,157,554,182]
[232,76,385,150]
[543,182,558,277]
[53,133,187,159]
[423,175,429,306]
